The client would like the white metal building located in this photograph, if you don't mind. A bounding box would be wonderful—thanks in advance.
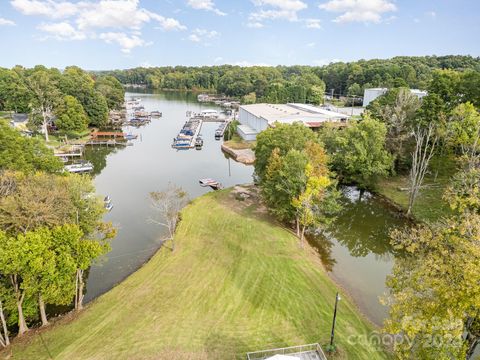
[362,88,428,107]
[237,103,349,141]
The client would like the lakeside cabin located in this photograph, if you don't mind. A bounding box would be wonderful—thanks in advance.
[237,103,349,141]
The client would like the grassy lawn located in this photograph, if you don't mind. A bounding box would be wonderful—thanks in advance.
[4,189,388,360]
[376,156,457,223]
[223,134,255,150]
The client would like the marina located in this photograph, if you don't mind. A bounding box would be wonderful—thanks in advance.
[171,117,203,149]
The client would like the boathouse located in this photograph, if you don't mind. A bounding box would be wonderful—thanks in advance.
[237,103,349,141]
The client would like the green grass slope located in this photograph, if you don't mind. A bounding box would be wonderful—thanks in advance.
[5,189,388,360]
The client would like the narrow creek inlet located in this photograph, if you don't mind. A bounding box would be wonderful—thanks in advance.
[83,90,407,328]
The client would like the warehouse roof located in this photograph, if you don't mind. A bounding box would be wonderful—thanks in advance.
[239,103,349,127]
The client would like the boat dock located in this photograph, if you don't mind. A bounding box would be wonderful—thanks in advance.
[215,119,231,139]
[172,118,203,149]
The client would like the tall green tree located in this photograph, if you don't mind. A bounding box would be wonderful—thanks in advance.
[26,68,61,142]
[95,75,125,110]
[254,122,316,181]
[321,115,393,190]
[384,213,480,359]
[0,121,63,173]
[55,95,89,133]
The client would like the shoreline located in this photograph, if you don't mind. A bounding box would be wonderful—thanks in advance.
[2,187,388,359]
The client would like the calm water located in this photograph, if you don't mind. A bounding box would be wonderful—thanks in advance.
[309,187,407,326]
[84,90,406,327]
[83,90,253,302]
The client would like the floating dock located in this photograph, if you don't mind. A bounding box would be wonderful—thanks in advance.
[172,118,203,149]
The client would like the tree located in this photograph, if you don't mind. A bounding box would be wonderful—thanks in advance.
[447,102,480,169]
[0,284,10,347]
[149,184,189,252]
[262,148,308,222]
[261,142,341,244]
[0,172,74,235]
[254,122,316,182]
[407,123,438,215]
[84,90,109,127]
[0,121,63,173]
[384,213,480,359]
[307,84,326,105]
[322,115,393,190]
[26,69,61,142]
[95,75,125,110]
[375,89,421,170]
[55,95,89,133]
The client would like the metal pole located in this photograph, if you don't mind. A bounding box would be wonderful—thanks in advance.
[330,292,340,347]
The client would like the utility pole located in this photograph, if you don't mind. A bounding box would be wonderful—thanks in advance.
[330,292,341,347]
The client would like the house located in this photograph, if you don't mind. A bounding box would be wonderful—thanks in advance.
[9,113,29,130]
[237,103,349,141]
[362,88,428,107]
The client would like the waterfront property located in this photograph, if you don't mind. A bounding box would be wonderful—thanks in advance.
[237,103,349,140]
[6,189,387,360]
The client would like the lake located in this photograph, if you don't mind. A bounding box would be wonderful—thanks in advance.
[84,90,407,327]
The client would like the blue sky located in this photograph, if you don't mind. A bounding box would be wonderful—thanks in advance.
[0,0,479,70]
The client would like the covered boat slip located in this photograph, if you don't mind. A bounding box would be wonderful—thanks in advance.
[172,118,203,149]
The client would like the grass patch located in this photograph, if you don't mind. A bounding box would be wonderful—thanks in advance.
[224,134,255,150]
[4,190,388,360]
[376,155,457,223]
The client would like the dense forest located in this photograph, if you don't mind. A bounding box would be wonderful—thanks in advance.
[97,55,480,103]
[0,65,124,136]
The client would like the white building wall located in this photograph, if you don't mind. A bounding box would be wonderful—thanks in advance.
[363,88,388,107]
[239,107,268,132]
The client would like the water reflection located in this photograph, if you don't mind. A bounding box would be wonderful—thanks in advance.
[82,90,254,303]
[308,186,407,326]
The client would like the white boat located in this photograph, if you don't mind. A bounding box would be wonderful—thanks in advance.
[64,161,94,173]
[105,203,113,212]
[199,178,223,190]
[200,109,218,118]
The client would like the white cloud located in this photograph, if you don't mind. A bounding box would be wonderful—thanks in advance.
[214,56,223,63]
[37,21,86,40]
[305,18,321,29]
[247,21,264,28]
[10,0,186,52]
[11,0,79,19]
[187,0,226,16]
[319,0,397,23]
[249,0,307,26]
[99,32,150,53]
[426,11,436,18]
[0,17,16,26]
[306,42,315,47]
[188,28,219,43]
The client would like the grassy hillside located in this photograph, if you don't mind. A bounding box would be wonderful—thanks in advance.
[4,188,388,360]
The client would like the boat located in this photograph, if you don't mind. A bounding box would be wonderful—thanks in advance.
[195,137,203,149]
[104,196,113,211]
[199,178,223,190]
[150,111,162,117]
[124,133,138,140]
[64,161,94,173]
[200,109,218,118]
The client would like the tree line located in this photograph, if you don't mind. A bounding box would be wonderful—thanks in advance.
[0,122,115,346]
[0,65,125,138]
[253,66,480,358]
[97,55,480,102]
